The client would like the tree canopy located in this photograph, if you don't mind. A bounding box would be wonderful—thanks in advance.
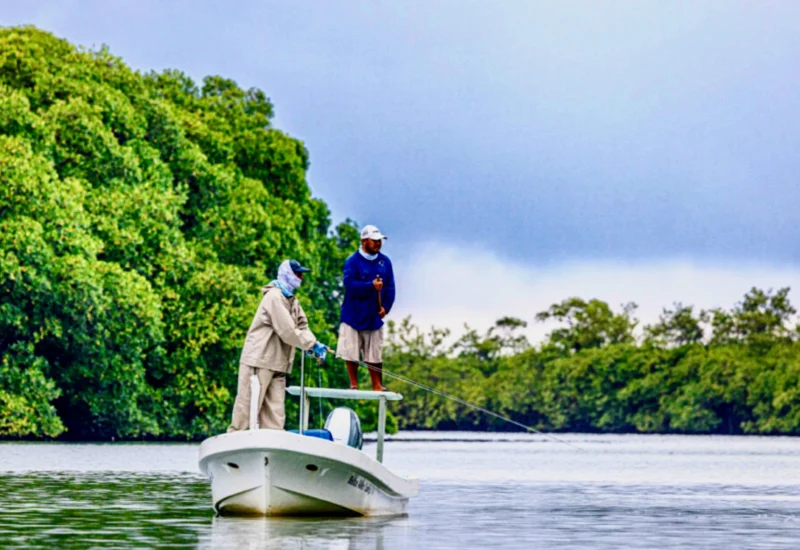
[0,26,359,439]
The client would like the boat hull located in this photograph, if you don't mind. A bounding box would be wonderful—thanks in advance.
[198,430,418,517]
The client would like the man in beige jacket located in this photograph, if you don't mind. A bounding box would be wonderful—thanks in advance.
[228,259,327,432]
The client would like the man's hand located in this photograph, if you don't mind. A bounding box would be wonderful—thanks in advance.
[311,342,328,364]
[372,275,383,291]
[378,306,387,319]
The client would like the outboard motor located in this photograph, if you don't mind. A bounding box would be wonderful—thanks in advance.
[324,407,363,450]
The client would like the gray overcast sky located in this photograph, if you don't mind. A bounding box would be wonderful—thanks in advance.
[3,1,800,266]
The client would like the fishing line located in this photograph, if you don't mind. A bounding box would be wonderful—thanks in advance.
[328,349,585,452]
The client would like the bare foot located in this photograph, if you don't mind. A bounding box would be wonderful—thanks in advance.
[349,385,359,390]
[372,385,387,392]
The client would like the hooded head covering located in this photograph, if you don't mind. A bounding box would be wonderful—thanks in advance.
[271,259,303,297]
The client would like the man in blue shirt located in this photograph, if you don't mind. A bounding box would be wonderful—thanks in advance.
[336,225,396,391]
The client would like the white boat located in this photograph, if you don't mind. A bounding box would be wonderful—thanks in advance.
[198,382,419,517]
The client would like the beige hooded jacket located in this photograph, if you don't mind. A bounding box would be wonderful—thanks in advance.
[239,284,317,373]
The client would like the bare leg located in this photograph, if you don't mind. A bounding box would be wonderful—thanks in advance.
[345,361,359,389]
[368,363,386,392]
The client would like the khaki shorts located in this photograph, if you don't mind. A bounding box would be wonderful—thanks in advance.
[336,323,384,364]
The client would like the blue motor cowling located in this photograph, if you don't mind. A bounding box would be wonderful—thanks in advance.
[324,407,363,450]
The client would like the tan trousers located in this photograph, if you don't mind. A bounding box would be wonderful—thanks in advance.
[228,365,286,432]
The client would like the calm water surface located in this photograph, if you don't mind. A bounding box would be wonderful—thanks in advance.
[1,433,799,548]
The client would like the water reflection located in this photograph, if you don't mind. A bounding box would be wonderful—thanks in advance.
[203,515,410,550]
[3,436,800,549]
[0,472,211,548]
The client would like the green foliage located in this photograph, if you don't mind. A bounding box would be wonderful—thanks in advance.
[0,26,359,440]
[535,297,637,353]
[707,287,796,348]
[643,303,704,347]
[0,343,64,437]
[386,317,530,431]
[383,287,800,435]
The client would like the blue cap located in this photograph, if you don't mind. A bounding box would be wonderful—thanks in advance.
[289,259,311,273]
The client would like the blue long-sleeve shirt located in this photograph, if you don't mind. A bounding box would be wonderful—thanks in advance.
[340,251,396,331]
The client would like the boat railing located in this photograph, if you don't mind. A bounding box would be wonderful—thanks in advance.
[286,385,403,463]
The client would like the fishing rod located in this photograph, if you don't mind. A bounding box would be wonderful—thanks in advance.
[324,347,585,452]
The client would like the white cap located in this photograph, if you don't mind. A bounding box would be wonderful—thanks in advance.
[360,224,387,240]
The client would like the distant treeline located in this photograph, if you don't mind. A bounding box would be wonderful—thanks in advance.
[2,27,799,441]
[386,288,800,435]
